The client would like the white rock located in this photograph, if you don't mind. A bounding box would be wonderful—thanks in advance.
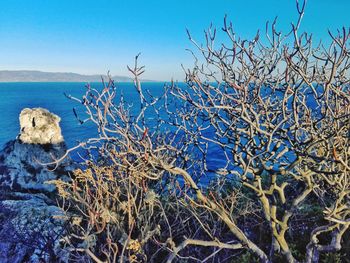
[19,108,64,144]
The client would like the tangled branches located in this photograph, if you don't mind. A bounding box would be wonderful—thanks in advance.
[49,1,349,262]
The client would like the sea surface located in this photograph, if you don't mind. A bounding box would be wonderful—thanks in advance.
[0,82,166,149]
[0,81,228,181]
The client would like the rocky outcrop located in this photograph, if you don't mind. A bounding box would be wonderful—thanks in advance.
[0,108,72,262]
[19,108,64,144]
[0,140,70,193]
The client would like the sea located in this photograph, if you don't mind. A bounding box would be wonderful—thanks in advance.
[0,81,229,184]
[0,82,166,149]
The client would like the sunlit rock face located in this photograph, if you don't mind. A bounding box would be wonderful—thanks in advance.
[19,108,64,144]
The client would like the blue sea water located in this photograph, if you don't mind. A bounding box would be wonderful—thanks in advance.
[0,81,228,182]
[0,82,166,149]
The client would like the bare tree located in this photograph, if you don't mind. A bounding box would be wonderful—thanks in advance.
[48,1,350,262]
[163,0,350,262]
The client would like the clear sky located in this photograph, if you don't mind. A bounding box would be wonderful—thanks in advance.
[0,0,348,81]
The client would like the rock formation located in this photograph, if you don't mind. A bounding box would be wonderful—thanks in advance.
[0,108,72,262]
[19,108,64,144]
[0,108,70,192]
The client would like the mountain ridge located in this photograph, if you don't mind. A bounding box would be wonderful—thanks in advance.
[0,70,157,82]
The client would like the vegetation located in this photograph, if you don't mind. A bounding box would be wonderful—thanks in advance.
[49,1,350,262]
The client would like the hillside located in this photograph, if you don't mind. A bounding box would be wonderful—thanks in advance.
[0,70,136,82]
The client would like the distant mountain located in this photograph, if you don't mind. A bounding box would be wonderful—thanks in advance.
[0,70,143,82]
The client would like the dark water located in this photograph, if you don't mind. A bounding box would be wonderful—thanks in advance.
[0,82,166,148]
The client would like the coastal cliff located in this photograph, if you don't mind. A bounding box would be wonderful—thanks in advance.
[0,108,72,262]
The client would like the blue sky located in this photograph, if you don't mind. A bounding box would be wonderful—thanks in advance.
[0,0,348,81]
